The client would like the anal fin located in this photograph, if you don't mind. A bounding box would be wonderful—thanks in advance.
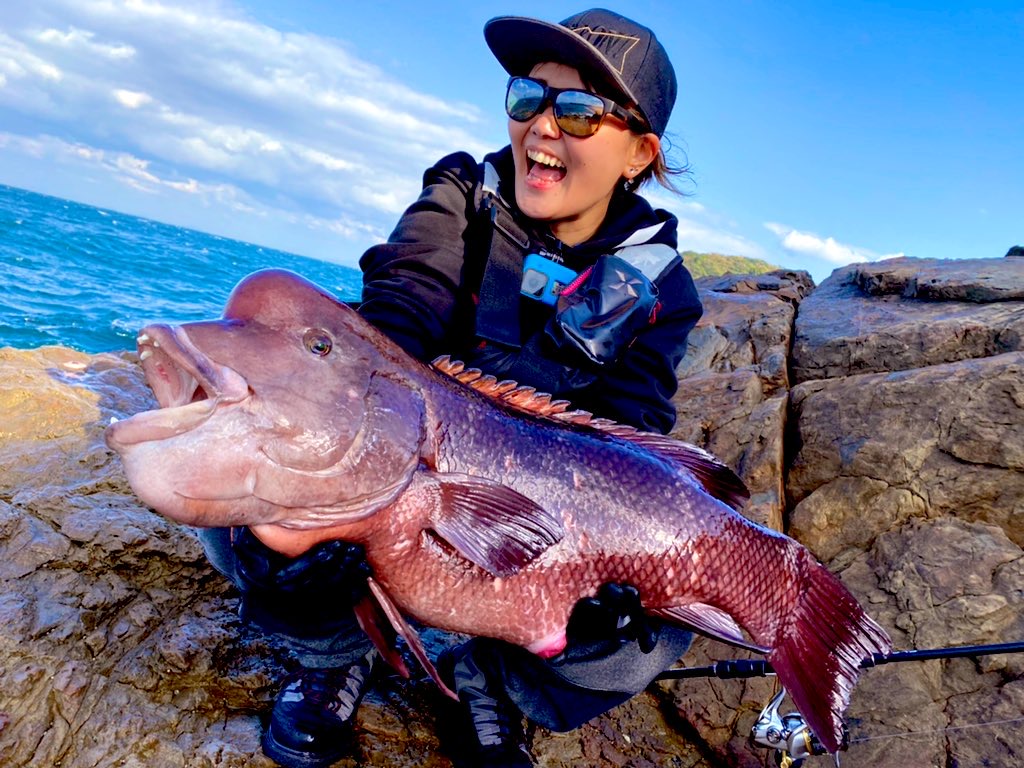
[653,603,770,654]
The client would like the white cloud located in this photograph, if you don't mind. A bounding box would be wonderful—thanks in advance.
[0,0,500,259]
[0,31,64,82]
[295,146,355,173]
[676,220,769,260]
[113,88,151,108]
[36,27,136,59]
[0,129,381,250]
[114,153,161,183]
[764,222,905,267]
[166,178,200,193]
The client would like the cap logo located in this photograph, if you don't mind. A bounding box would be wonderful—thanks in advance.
[569,25,640,74]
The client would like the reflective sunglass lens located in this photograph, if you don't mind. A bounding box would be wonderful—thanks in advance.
[506,78,545,121]
[554,93,605,137]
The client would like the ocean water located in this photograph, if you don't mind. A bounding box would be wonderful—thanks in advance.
[0,183,362,354]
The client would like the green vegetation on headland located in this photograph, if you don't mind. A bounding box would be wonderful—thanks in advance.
[682,251,780,278]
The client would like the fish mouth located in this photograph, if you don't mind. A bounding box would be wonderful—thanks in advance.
[107,324,250,447]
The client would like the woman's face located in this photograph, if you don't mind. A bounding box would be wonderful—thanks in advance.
[509,62,656,246]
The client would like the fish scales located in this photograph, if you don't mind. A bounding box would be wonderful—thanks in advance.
[105,269,891,754]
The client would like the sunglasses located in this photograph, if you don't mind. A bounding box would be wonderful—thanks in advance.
[505,76,648,138]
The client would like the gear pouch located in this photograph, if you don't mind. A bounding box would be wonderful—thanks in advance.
[554,254,658,365]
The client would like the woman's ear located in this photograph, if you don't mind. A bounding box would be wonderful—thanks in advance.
[625,133,660,178]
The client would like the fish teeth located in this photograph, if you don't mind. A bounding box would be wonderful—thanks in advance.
[109,416,119,424]
[140,349,153,361]
[527,149,565,169]
[137,333,159,348]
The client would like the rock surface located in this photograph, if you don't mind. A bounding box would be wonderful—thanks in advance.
[1,255,1021,767]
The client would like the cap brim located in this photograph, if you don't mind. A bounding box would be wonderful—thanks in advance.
[484,16,637,111]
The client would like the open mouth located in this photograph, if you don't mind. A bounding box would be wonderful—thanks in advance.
[526,148,567,183]
[106,324,249,447]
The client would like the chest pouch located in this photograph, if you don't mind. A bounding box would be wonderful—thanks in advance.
[553,254,659,365]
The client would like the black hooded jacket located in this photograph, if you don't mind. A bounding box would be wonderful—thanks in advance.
[358,146,702,434]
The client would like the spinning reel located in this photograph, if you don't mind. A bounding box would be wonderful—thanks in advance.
[750,689,838,767]
[655,640,1024,766]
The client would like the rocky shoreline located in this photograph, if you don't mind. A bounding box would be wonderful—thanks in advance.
[1,255,1021,767]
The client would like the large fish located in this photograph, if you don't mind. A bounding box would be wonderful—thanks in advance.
[105,269,890,754]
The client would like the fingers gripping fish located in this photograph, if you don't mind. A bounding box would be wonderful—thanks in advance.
[105,269,891,754]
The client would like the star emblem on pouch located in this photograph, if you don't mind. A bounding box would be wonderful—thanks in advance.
[610,269,642,297]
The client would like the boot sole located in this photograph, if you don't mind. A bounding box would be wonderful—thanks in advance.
[260,726,350,768]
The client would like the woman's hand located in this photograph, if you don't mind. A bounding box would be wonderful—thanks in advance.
[565,582,658,653]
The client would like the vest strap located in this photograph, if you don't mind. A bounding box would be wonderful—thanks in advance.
[474,163,531,348]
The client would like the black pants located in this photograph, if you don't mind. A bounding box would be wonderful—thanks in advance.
[199,527,374,668]
[451,626,693,732]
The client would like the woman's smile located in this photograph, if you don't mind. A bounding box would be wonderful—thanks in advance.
[525,148,567,186]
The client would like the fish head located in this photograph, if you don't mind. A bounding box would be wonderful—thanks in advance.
[105,269,425,530]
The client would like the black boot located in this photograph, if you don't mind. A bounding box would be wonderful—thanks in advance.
[261,650,375,768]
[438,643,534,768]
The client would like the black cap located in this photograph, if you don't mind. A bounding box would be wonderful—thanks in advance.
[484,8,677,137]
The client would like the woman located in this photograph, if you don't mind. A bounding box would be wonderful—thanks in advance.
[357,10,702,768]
[216,9,703,768]
[359,9,699,435]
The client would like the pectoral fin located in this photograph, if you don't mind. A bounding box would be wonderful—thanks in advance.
[654,603,770,654]
[427,472,564,578]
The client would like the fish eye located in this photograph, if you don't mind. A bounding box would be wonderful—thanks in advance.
[303,329,333,357]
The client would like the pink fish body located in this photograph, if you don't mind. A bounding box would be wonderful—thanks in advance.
[105,269,890,753]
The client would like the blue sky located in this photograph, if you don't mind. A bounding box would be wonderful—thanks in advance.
[1,0,1021,284]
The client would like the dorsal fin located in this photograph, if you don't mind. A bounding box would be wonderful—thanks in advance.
[430,356,750,511]
[433,355,582,418]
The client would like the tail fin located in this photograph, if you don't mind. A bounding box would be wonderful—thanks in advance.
[768,550,892,754]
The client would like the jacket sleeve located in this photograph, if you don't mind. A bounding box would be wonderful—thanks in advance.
[571,261,703,435]
[357,152,481,362]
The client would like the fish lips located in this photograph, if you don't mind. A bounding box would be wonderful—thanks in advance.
[106,323,249,449]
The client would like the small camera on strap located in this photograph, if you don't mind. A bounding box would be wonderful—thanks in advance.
[520,253,579,306]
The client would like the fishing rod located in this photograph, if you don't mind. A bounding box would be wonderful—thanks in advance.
[655,640,1024,767]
